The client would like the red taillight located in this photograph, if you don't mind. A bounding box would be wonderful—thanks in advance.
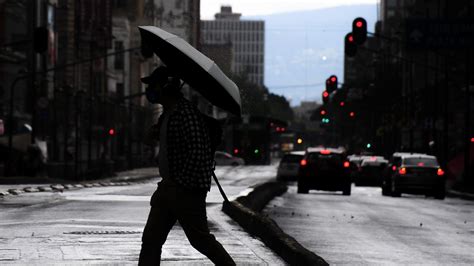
[320,149,331,155]
[437,168,445,176]
[392,165,397,171]
[300,159,307,166]
[343,161,350,168]
[399,167,407,175]
[417,162,425,166]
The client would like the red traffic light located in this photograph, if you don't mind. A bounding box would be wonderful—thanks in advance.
[108,128,115,136]
[352,17,367,45]
[233,148,239,154]
[345,32,357,57]
[320,109,327,115]
[340,101,345,107]
[322,90,329,104]
[349,111,355,117]
[330,76,336,83]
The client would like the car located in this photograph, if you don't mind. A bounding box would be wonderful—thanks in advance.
[214,151,245,166]
[276,151,305,181]
[348,154,370,182]
[382,153,446,199]
[297,147,352,195]
[354,156,388,186]
[381,152,425,195]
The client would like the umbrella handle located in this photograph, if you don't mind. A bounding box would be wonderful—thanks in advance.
[212,171,229,203]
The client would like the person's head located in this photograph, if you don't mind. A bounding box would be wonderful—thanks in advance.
[141,66,182,106]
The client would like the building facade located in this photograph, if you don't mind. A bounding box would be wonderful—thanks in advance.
[344,0,473,183]
[201,6,265,86]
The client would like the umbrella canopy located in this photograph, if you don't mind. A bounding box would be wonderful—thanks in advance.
[138,26,241,117]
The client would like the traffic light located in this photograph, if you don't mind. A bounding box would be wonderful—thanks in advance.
[108,128,115,136]
[345,33,357,57]
[320,108,327,116]
[322,90,329,104]
[321,118,330,124]
[34,27,48,53]
[352,17,367,45]
[349,111,355,118]
[339,101,345,107]
[297,138,303,144]
[326,75,337,93]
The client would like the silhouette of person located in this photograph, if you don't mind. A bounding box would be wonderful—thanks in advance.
[138,66,235,265]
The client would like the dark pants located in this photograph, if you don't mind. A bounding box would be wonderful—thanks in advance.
[138,185,235,266]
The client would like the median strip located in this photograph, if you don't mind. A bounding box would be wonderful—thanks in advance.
[222,181,328,265]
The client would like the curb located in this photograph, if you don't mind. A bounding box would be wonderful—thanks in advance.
[447,189,474,200]
[222,181,328,266]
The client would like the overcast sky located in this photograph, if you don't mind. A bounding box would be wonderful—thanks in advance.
[201,0,379,19]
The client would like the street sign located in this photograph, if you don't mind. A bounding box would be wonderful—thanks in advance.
[406,19,474,50]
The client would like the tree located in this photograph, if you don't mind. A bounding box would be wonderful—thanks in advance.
[232,74,293,122]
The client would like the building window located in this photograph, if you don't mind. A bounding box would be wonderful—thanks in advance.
[116,83,124,98]
[112,0,127,8]
[386,0,396,7]
[114,41,124,70]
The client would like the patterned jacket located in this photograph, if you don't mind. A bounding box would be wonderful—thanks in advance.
[160,97,213,191]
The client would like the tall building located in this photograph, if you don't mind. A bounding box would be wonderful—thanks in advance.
[341,0,473,183]
[201,6,265,86]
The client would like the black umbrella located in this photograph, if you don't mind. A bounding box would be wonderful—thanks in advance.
[138,26,241,117]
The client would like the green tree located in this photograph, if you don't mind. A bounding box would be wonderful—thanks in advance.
[232,74,293,122]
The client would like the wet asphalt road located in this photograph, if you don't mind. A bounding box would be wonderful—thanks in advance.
[263,183,474,265]
[0,165,283,265]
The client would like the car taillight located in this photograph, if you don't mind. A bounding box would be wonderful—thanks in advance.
[399,167,407,175]
[437,168,445,176]
[392,165,397,171]
[320,149,331,155]
[343,161,350,168]
[300,159,307,166]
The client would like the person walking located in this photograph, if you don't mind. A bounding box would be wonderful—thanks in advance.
[138,66,235,266]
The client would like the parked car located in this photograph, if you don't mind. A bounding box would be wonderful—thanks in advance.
[214,151,245,166]
[297,147,351,195]
[354,156,388,186]
[382,153,446,199]
[276,151,305,181]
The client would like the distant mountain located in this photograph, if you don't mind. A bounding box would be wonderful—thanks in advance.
[245,5,377,106]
